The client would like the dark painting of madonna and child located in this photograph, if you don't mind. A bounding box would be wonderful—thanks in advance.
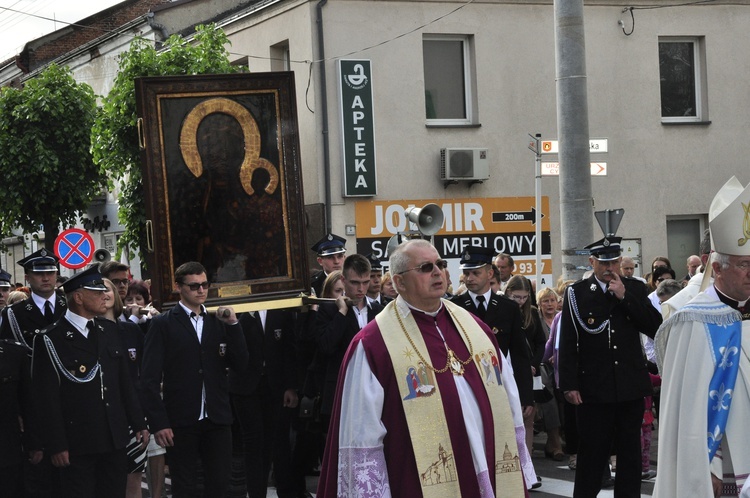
[135,73,309,309]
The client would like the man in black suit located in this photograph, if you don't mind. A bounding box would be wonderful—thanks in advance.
[31,265,149,498]
[365,252,391,306]
[140,261,248,498]
[451,246,534,410]
[309,233,346,297]
[313,254,383,430]
[558,237,662,498]
[1,249,67,350]
[229,309,305,498]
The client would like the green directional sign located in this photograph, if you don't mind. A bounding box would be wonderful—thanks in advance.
[338,59,377,196]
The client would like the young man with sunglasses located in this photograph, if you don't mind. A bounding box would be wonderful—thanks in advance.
[318,240,530,498]
[140,261,248,497]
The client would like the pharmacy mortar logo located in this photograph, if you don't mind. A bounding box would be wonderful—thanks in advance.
[345,64,368,90]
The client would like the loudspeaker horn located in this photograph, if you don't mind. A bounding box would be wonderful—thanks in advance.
[386,233,410,257]
[405,203,444,236]
[93,249,111,263]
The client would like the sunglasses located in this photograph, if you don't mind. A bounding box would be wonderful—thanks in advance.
[181,281,210,291]
[397,259,448,275]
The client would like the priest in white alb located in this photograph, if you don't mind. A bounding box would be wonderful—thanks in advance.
[655,176,750,498]
[316,239,533,497]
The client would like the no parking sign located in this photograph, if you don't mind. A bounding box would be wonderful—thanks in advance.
[55,228,95,269]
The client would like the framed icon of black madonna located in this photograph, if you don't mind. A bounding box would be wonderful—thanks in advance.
[135,72,309,309]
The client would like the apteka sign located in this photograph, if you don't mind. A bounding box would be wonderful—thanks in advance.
[338,60,377,196]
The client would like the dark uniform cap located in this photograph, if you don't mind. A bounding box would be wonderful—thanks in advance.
[586,236,623,261]
[17,249,59,272]
[459,246,495,270]
[61,265,107,293]
[0,269,11,287]
[365,253,383,271]
[311,233,347,256]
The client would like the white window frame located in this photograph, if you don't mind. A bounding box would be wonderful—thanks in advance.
[423,34,474,126]
[659,36,706,123]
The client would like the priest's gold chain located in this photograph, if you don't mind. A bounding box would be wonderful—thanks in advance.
[393,304,474,374]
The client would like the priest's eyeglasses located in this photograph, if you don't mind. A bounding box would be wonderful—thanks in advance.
[397,259,448,275]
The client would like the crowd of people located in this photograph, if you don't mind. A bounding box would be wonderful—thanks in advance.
[1,176,749,498]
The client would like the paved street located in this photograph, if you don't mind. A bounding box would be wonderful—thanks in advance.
[143,422,659,497]
[522,427,657,498]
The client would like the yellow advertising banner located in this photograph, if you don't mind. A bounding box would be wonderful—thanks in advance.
[354,197,553,284]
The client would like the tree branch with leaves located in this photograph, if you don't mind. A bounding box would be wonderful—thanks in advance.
[91,24,244,264]
[0,64,104,251]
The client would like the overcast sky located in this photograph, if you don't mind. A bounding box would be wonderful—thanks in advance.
[0,0,122,63]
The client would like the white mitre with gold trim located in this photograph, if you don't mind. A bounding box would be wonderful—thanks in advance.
[709,176,750,256]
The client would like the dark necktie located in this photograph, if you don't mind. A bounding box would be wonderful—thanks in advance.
[86,320,94,334]
[44,300,54,324]
[475,295,487,320]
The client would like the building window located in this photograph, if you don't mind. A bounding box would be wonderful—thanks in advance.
[270,41,291,72]
[659,37,706,123]
[423,35,474,125]
[231,56,249,70]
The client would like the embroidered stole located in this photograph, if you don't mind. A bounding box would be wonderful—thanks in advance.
[706,320,741,461]
[377,299,525,498]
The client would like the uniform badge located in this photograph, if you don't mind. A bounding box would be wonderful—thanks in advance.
[79,365,87,373]
[26,303,34,311]
[66,331,75,340]
[273,329,282,341]
[219,343,227,356]
[590,283,597,292]
[128,348,137,362]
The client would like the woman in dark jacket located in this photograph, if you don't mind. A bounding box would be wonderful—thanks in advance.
[505,275,547,461]
[101,278,147,498]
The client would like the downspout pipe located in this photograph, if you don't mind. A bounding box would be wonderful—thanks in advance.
[316,0,332,232]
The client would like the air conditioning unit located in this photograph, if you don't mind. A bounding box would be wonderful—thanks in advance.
[440,148,489,181]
